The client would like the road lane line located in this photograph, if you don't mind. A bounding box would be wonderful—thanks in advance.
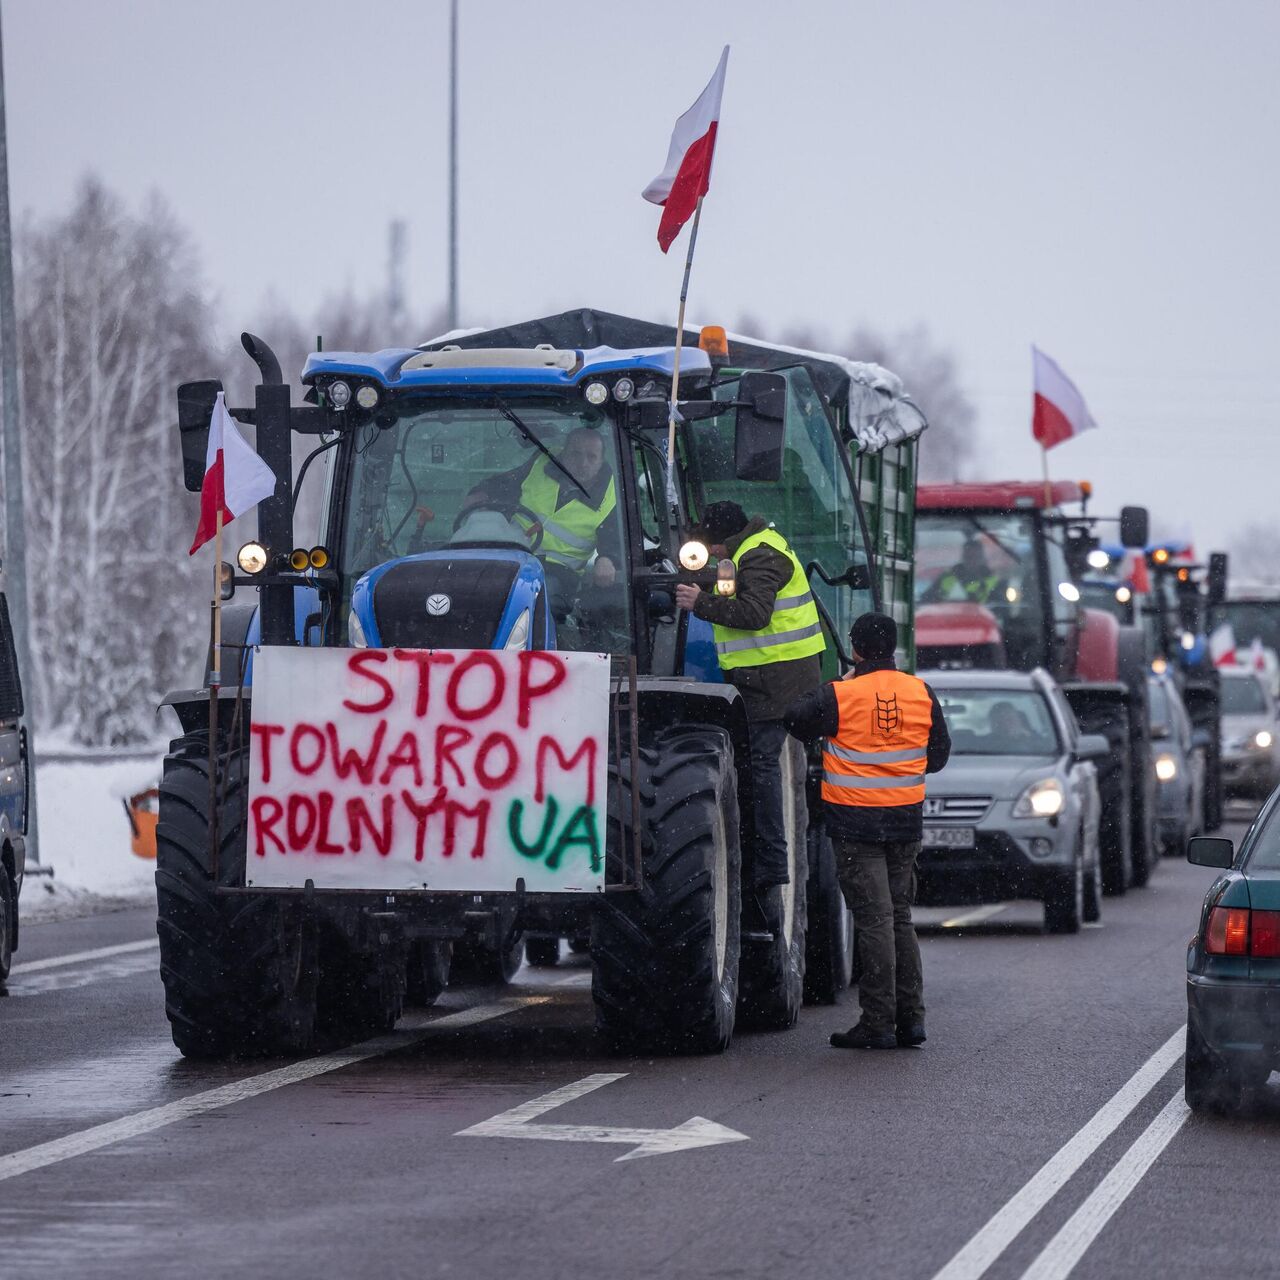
[6,953,159,997]
[10,939,159,974]
[941,904,1010,928]
[0,995,547,1184]
[930,1025,1186,1280]
[1017,1089,1191,1280]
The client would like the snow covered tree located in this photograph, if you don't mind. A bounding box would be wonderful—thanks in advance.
[1228,522,1280,587]
[15,179,216,744]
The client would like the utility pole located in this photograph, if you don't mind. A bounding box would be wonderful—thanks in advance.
[0,0,40,867]
[447,0,459,330]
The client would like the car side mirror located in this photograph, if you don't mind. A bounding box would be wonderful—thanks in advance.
[177,379,223,492]
[1208,552,1228,607]
[733,371,787,482]
[1187,835,1234,868]
[1119,505,1149,549]
[1074,733,1110,761]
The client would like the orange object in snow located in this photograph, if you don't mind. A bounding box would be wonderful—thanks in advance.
[124,787,160,860]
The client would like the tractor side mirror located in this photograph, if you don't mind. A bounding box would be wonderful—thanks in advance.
[177,380,223,492]
[733,371,787,482]
[1208,552,1229,606]
[1119,505,1149,549]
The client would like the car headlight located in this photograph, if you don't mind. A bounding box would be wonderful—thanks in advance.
[503,608,531,650]
[1255,730,1274,750]
[347,608,367,648]
[1155,753,1178,782]
[1012,777,1065,818]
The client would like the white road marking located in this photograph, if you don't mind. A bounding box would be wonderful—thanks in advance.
[1017,1089,1191,1280]
[940,904,1010,928]
[456,1072,750,1162]
[0,995,547,1184]
[10,939,159,974]
[930,1025,1186,1280]
[6,953,158,997]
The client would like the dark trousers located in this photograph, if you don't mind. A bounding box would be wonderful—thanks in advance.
[747,719,790,887]
[833,837,925,1032]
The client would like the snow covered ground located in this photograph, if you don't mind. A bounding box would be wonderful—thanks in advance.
[22,753,162,921]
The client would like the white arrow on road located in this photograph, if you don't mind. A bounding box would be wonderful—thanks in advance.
[456,1072,749,1162]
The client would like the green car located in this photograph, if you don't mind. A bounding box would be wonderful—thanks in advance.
[1186,810,1280,1110]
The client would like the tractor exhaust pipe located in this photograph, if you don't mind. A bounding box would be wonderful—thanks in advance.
[242,333,295,647]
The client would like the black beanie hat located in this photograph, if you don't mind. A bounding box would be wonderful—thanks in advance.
[691,500,749,542]
[849,612,897,661]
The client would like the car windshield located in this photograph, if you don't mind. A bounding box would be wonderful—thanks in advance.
[338,396,631,651]
[1221,674,1268,715]
[1148,678,1171,732]
[933,687,1060,756]
[1080,581,1133,623]
[1222,601,1280,654]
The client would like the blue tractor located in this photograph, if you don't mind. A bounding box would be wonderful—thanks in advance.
[158,310,925,1057]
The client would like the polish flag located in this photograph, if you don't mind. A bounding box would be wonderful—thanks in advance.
[642,47,729,253]
[1209,622,1237,668]
[1032,346,1098,450]
[188,392,277,555]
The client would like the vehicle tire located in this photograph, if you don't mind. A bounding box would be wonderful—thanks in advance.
[1184,1019,1221,1112]
[318,927,404,1037]
[1043,860,1083,934]
[738,738,809,1030]
[404,941,451,1007]
[0,867,12,982]
[803,828,852,1006]
[155,732,318,1058]
[1098,779,1132,896]
[1082,851,1103,924]
[525,936,561,968]
[592,723,742,1055]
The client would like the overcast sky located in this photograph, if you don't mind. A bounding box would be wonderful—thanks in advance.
[7,0,1279,552]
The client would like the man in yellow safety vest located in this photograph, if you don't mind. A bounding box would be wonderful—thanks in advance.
[675,501,826,890]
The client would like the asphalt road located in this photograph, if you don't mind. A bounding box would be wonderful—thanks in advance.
[1,812,1272,1280]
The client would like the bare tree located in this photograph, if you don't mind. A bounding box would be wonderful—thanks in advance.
[1228,521,1280,587]
[15,179,217,744]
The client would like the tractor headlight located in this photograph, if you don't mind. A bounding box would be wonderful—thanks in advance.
[1116,586,1132,603]
[328,379,351,410]
[1087,549,1110,570]
[1058,581,1080,603]
[1155,753,1178,782]
[237,541,268,575]
[1180,631,1195,651]
[288,548,310,572]
[584,381,609,406]
[1255,730,1274,750]
[1013,777,1065,818]
[347,609,367,648]
[679,540,709,571]
[503,609,531,650]
[613,377,634,402]
[355,385,379,410]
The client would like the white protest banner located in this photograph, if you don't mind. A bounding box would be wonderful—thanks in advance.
[245,647,610,892]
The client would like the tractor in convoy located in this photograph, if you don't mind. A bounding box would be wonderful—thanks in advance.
[913,480,1156,896]
[158,310,925,1057]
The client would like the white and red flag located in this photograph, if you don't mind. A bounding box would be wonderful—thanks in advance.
[188,392,277,555]
[1032,346,1098,450]
[642,46,729,253]
[1210,621,1238,668]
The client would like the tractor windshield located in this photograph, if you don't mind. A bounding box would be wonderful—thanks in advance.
[337,396,631,652]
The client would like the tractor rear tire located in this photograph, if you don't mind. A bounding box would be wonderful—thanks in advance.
[591,724,742,1055]
[317,930,404,1037]
[405,941,452,1007]
[452,923,524,985]
[803,827,854,1005]
[155,732,318,1058]
[525,936,561,968]
[0,865,12,983]
[738,737,809,1029]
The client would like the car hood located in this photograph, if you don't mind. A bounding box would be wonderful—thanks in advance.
[1222,714,1274,748]
[925,754,1063,801]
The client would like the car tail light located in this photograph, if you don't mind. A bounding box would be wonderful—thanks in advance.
[1252,910,1280,957]
[1206,906,1250,955]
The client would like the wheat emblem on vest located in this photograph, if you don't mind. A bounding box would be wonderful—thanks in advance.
[873,692,900,738]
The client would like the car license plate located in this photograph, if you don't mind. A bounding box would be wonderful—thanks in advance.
[922,827,975,849]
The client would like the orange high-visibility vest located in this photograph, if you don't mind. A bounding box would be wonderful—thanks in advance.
[821,669,934,808]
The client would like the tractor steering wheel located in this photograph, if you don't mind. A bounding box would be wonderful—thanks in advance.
[450,500,545,551]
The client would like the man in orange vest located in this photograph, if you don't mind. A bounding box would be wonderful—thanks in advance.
[785,612,950,1050]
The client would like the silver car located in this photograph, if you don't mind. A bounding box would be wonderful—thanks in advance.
[1220,667,1280,797]
[919,668,1107,933]
[1148,672,1206,854]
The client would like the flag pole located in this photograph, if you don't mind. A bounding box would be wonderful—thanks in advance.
[1041,443,1052,509]
[665,195,705,515]
[207,506,223,876]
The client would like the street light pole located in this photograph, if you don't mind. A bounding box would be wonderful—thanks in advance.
[0,0,40,866]
[447,0,459,330]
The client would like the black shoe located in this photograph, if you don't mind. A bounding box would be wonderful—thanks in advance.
[896,1023,927,1048]
[830,1023,896,1050]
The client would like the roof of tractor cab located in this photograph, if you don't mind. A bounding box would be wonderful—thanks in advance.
[300,343,708,389]
[917,481,1085,511]
[421,308,927,454]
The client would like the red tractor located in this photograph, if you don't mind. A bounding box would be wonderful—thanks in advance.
[915,481,1154,894]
